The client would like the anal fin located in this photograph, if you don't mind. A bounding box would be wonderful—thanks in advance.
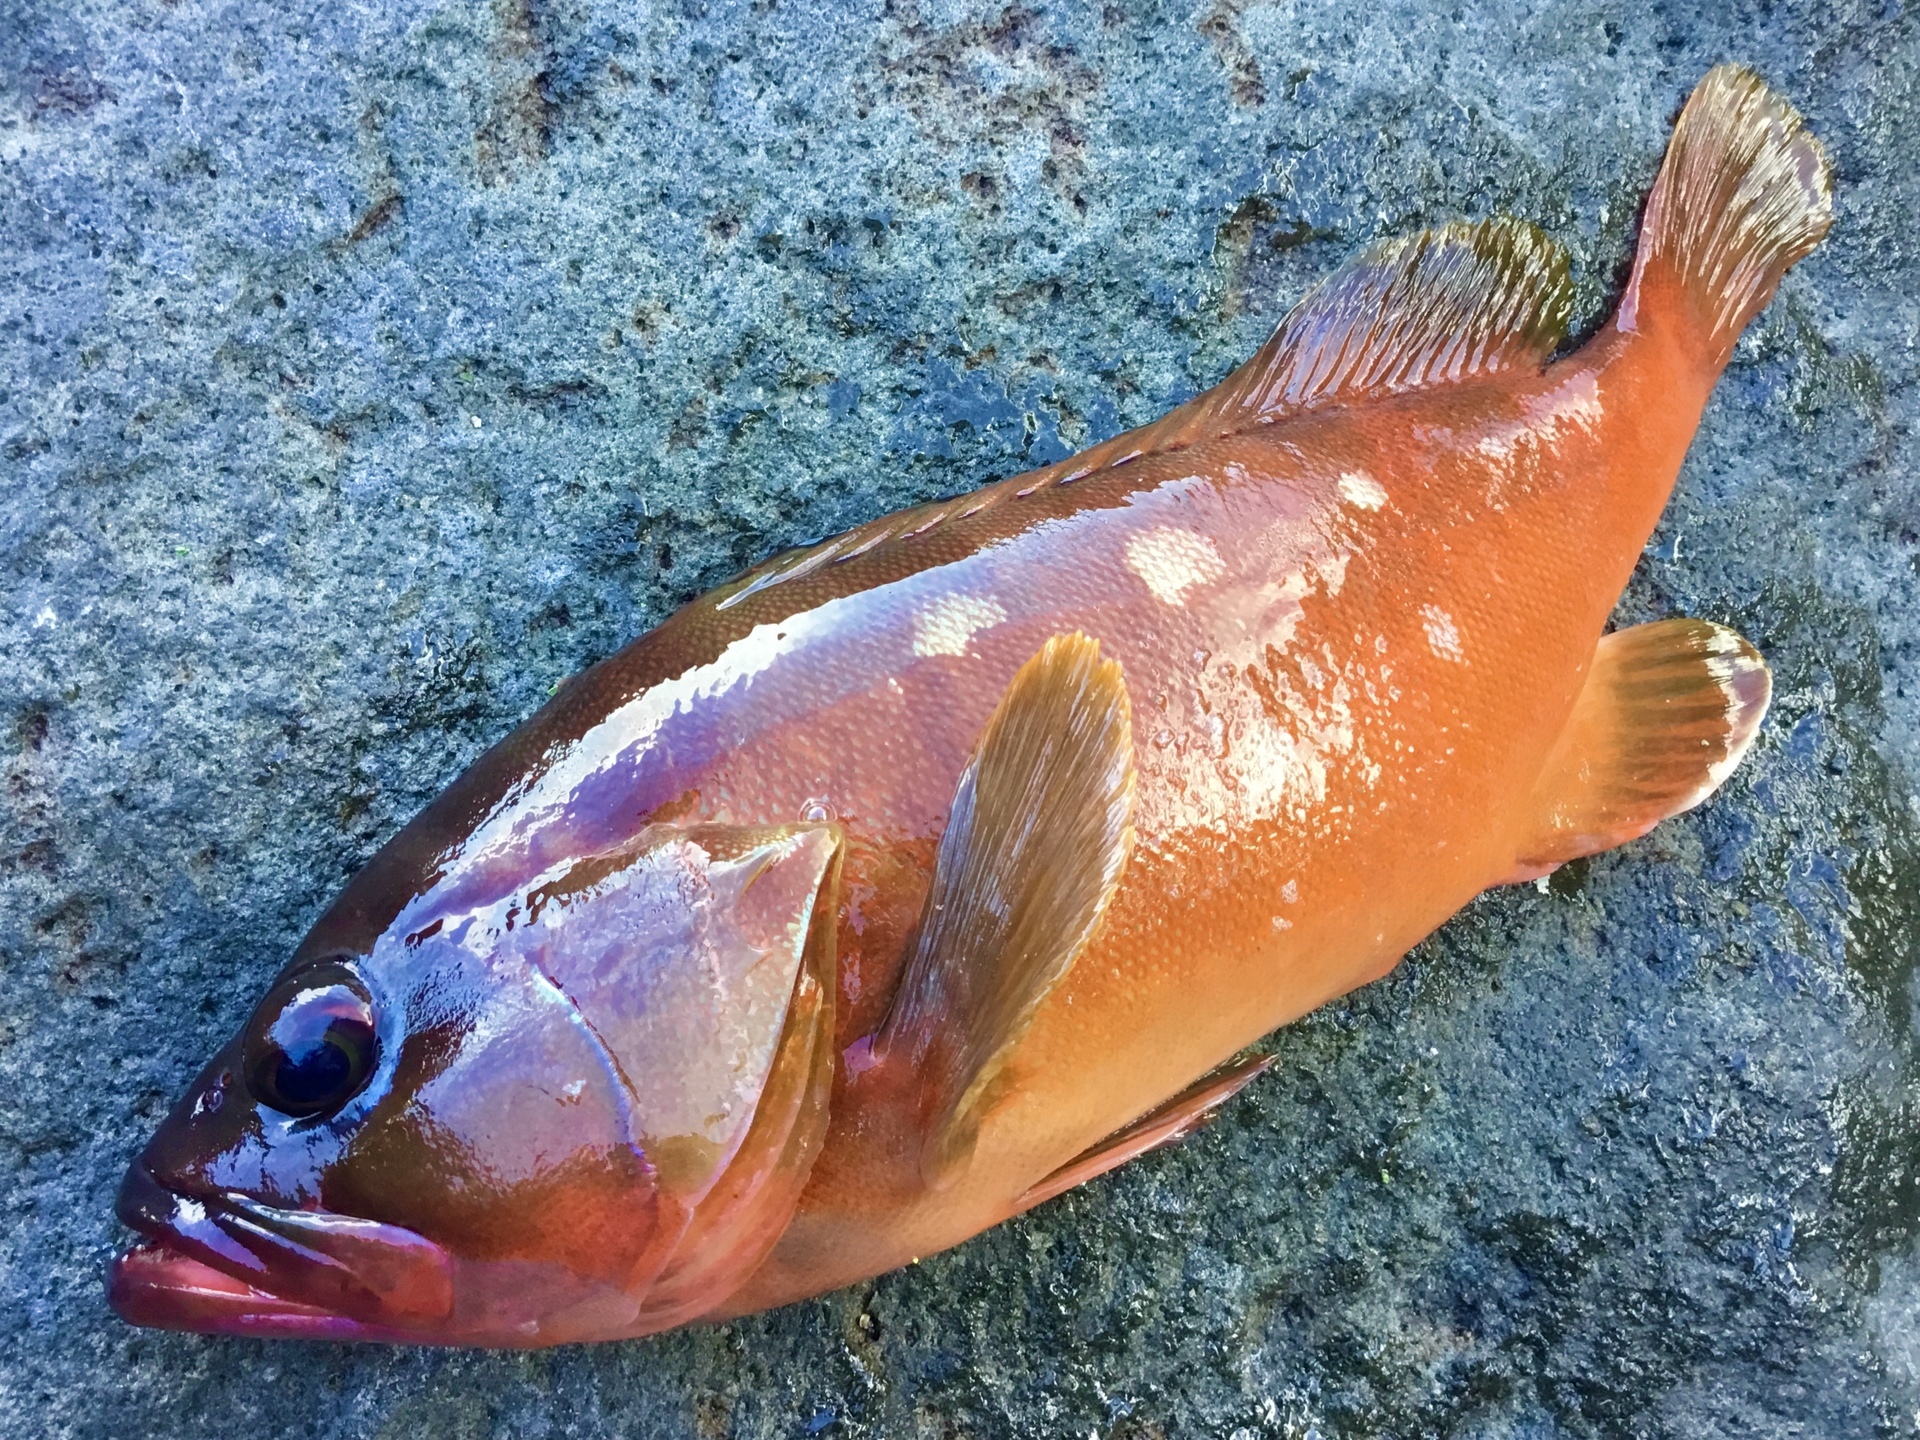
[1504,618,1771,882]
[875,633,1137,1189]
[1014,1055,1274,1213]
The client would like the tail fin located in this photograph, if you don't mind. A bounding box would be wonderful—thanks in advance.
[1618,65,1832,371]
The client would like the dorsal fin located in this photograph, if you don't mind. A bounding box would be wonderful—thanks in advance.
[877,633,1136,1188]
[991,218,1576,491]
[1139,217,1574,453]
[711,220,1573,613]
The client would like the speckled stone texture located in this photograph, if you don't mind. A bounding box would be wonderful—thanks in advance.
[3,0,1917,1435]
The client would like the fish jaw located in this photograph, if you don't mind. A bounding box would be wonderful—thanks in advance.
[109,1160,692,1347]
[109,1160,454,1342]
[108,1243,418,1342]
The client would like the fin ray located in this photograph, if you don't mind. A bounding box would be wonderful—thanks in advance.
[713,221,1578,609]
[1015,1055,1274,1212]
[1618,64,1831,370]
[1508,618,1770,879]
[1092,217,1574,468]
[878,633,1137,1187]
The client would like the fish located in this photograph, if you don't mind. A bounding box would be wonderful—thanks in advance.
[109,65,1831,1347]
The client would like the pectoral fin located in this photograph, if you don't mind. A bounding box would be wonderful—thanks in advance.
[1505,618,1770,881]
[877,633,1137,1188]
[1015,1054,1275,1213]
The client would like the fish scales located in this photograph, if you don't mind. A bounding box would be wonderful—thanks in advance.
[109,66,1832,1346]
[712,353,1704,1299]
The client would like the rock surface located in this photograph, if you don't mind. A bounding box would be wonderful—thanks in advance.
[4,0,1919,1435]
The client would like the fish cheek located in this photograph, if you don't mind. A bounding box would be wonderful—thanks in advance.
[323,959,659,1293]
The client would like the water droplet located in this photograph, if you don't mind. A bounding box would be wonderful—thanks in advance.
[801,797,835,822]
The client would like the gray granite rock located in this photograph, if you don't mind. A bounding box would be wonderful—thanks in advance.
[3,0,1918,1435]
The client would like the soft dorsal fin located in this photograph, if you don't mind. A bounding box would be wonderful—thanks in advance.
[877,633,1137,1187]
[1014,1054,1274,1213]
[1504,618,1771,882]
[1057,218,1574,474]
[1192,217,1573,427]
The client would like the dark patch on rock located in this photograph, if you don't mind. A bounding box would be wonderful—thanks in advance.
[348,192,406,245]
[1196,1,1266,108]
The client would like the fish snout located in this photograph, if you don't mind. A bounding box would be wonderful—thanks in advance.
[114,1161,272,1291]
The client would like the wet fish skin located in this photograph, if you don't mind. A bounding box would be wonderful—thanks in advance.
[110,66,1829,1346]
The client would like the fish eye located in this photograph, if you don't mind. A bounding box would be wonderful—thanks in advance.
[242,965,379,1119]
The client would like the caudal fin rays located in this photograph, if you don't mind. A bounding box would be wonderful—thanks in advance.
[1619,64,1832,370]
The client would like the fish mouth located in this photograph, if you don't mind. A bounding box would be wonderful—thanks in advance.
[108,1162,454,1341]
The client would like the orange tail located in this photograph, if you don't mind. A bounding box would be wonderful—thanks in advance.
[1617,65,1832,373]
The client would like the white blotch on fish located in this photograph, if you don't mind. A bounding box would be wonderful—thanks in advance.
[1421,605,1465,663]
[1127,528,1227,606]
[911,594,1009,658]
[1338,471,1388,510]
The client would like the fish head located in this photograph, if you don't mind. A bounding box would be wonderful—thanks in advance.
[110,820,843,1346]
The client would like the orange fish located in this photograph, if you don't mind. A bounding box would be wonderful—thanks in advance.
[110,65,1830,1346]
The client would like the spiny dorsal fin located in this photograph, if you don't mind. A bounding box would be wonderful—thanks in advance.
[1504,618,1771,882]
[878,633,1137,1188]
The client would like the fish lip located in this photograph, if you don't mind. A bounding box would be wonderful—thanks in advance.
[109,1162,453,1337]
[113,1160,275,1289]
[107,1241,406,1341]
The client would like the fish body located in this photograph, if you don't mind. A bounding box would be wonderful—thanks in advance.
[718,336,1699,1305]
[110,67,1830,1346]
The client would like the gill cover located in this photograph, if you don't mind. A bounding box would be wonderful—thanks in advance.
[531,821,844,1331]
